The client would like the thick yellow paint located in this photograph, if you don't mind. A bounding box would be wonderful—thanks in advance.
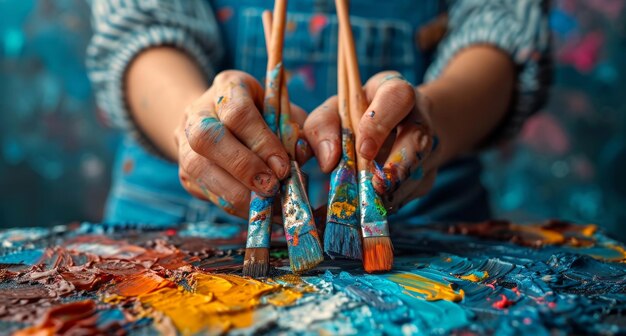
[581,224,598,237]
[388,273,464,302]
[510,224,565,245]
[330,201,357,218]
[265,289,303,306]
[458,271,489,282]
[105,272,312,335]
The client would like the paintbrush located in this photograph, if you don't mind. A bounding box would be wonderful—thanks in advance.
[323,33,362,259]
[243,1,288,278]
[263,8,324,273]
[335,0,393,272]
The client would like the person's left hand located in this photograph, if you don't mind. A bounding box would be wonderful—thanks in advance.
[304,71,439,213]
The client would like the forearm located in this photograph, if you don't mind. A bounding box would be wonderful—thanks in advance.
[126,47,209,160]
[419,45,515,167]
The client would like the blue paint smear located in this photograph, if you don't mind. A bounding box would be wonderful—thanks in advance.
[0,248,44,265]
[179,222,241,239]
[200,117,225,144]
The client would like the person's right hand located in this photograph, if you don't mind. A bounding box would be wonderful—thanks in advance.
[173,70,308,218]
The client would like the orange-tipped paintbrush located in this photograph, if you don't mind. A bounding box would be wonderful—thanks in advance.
[335,0,393,272]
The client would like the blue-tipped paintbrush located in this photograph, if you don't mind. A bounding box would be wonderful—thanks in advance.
[243,2,288,278]
[324,37,362,259]
[263,8,324,273]
[336,0,393,272]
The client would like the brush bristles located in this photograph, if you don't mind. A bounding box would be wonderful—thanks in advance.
[324,222,362,260]
[243,248,269,278]
[288,232,324,273]
[362,237,394,273]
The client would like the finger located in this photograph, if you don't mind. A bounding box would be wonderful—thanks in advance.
[289,102,308,128]
[372,117,433,194]
[179,175,248,219]
[383,170,437,214]
[185,105,280,197]
[357,71,417,161]
[178,139,250,218]
[303,96,342,173]
[212,71,290,180]
[289,103,314,164]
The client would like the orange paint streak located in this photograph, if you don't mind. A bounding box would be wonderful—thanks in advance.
[110,271,173,297]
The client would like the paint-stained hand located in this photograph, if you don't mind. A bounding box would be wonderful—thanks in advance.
[174,70,310,218]
[305,71,439,213]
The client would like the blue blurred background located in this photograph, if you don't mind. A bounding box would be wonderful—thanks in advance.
[1,0,625,241]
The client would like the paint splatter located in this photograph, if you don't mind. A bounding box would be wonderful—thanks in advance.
[200,117,226,144]
[308,14,328,36]
[216,7,233,22]
[1,220,625,335]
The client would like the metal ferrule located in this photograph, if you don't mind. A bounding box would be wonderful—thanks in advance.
[327,145,359,227]
[281,161,317,244]
[358,170,389,238]
[246,193,273,248]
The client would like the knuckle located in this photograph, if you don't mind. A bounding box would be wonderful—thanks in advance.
[219,99,252,127]
[359,117,388,138]
[249,132,277,154]
[178,146,194,170]
[214,70,250,86]
[214,70,237,83]
[230,152,253,178]
[184,157,205,178]
[186,118,224,151]
[383,81,414,106]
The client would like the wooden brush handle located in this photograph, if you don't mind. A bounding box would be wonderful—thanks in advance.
[263,10,299,159]
[262,0,287,135]
[336,0,369,171]
[337,34,352,133]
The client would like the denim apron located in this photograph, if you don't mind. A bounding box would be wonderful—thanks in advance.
[104,0,491,228]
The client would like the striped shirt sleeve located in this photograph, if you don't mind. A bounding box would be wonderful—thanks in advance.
[86,0,222,149]
[425,0,552,145]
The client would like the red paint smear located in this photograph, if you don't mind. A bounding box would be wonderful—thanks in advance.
[308,14,328,36]
[520,114,570,155]
[492,294,516,309]
[123,158,134,174]
[60,270,110,291]
[217,7,233,22]
[558,31,604,73]
[14,300,108,336]
[512,287,521,297]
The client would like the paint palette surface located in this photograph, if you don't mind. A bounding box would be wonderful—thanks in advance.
[0,220,624,335]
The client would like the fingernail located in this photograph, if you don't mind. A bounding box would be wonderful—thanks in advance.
[268,155,288,179]
[253,172,278,196]
[359,138,377,160]
[319,140,333,168]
